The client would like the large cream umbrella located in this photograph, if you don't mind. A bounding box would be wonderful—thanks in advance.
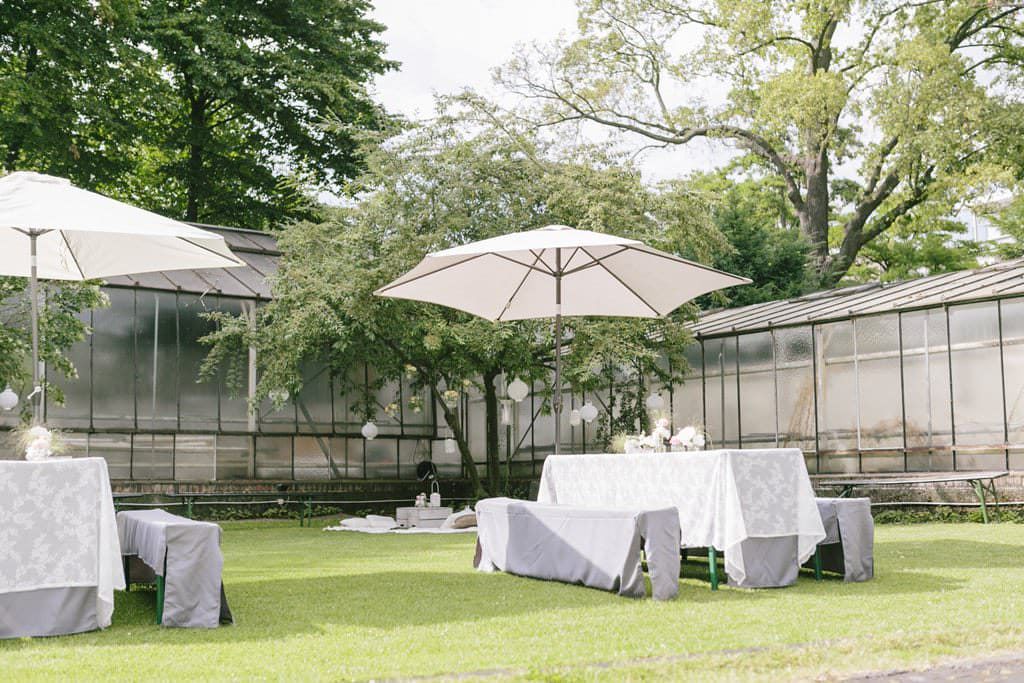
[375,224,750,452]
[0,171,244,422]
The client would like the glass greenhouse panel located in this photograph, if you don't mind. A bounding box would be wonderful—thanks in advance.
[178,294,219,431]
[89,433,131,479]
[92,288,135,428]
[854,315,903,449]
[431,438,462,477]
[254,436,292,479]
[296,362,333,434]
[1000,298,1024,446]
[45,310,91,429]
[949,302,1003,447]
[218,298,252,431]
[901,309,952,451]
[738,332,775,447]
[816,321,857,452]
[399,438,431,479]
[672,343,704,430]
[703,338,739,448]
[294,436,333,480]
[365,437,398,479]
[215,435,252,480]
[174,434,216,481]
[135,291,179,430]
[774,326,815,451]
[345,438,365,478]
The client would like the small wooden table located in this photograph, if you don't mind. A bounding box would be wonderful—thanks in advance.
[819,471,1009,524]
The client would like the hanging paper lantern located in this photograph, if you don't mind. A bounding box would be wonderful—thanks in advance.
[0,387,18,411]
[506,377,529,402]
[360,421,379,440]
[645,392,664,411]
[444,438,457,454]
[579,401,599,423]
[569,409,582,427]
[500,399,512,426]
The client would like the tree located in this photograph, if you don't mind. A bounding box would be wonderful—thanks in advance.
[0,1,146,186]
[134,0,396,228]
[495,0,1024,287]
[201,119,728,495]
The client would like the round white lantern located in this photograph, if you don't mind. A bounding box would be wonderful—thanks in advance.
[507,377,529,402]
[444,437,457,454]
[360,421,379,440]
[0,386,18,411]
[569,409,581,427]
[579,401,599,424]
[645,392,664,411]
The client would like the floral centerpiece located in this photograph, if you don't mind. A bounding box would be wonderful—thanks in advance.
[13,425,66,461]
[614,418,707,453]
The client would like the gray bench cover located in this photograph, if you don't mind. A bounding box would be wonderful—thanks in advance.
[475,497,681,600]
[117,510,232,627]
[813,498,874,582]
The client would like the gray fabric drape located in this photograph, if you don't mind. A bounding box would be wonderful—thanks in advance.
[475,498,680,600]
[813,498,874,582]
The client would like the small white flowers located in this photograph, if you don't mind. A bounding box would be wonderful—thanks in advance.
[669,425,706,451]
[24,426,55,461]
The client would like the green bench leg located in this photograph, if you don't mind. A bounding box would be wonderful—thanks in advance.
[155,575,165,625]
[814,546,823,581]
[970,480,990,524]
[708,547,719,591]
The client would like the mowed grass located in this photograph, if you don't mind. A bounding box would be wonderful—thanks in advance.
[3,521,1024,682]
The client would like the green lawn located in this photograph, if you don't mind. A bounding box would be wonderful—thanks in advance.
[3,521,1024,681]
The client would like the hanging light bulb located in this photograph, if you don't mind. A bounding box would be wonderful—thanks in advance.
[506,377,529,402]
[645,392,665,411]
[579,401,599,424]
[569,409,581,427]
[0,386,19,411]
[360,421,378,440]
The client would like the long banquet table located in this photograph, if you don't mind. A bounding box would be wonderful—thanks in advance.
[0,457,125,638]
[538,449,826,588]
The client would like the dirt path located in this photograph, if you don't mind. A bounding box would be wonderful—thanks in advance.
[849,652,1024,682]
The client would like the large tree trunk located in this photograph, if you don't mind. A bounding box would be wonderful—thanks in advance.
[800,150,831,284]
[483,368,501,495]
[432,384,485,497]
[185,95,206,222]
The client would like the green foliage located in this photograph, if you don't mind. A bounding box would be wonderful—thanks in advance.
[495,0,1024,286]
[849,217,985,283]
[201,115,728,494]
[0,277,107,416]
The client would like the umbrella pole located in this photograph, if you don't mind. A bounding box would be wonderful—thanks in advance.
[554,251,562,454]
[29,231,41,425]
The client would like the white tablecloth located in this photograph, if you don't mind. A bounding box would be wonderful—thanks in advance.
[538,449,825,585]
[0,457,125,637]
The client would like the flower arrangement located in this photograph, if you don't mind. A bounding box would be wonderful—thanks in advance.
[442,389,460,407]
[407,395,423,414]
[615,417,707,454]
[13,425,66,461]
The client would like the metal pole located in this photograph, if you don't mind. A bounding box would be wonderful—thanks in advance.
[29,232,41,425]
[554,249,562,454]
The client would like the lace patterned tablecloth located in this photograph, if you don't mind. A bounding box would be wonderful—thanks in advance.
[0,457,125,629]
[537,449,825,585]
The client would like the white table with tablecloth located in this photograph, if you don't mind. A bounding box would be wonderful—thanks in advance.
[537,449,826,588]
[0,457,125,638]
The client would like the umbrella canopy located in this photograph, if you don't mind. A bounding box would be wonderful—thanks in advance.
[0,172,243,279]
[376,224,750,452]
[0,171,244,422]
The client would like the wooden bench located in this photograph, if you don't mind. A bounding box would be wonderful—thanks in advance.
[819,471,1009,523]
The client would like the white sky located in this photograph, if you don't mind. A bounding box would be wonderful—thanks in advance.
[369,0,732,183]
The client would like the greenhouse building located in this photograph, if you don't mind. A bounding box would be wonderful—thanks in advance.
[6,223,1024,486]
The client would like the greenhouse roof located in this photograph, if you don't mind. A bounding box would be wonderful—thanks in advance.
[693,258,1024,338]
[106,224,1024,330]
[105,224,280,300]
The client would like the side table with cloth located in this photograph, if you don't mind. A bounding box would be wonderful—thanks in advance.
[0,458,125,638]
[117,510,233,628]
[808,498,874,582]
[538,449,826,588]
[475,497,680,600]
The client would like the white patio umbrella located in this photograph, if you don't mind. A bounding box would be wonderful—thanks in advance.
[375,224,750,452]
[0,171,244,422]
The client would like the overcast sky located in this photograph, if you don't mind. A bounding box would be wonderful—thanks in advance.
[369,0,732,182]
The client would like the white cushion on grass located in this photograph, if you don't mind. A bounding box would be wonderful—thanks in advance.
[441,508,477,530]
[340,517,371,529]
[367,515,399,529]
